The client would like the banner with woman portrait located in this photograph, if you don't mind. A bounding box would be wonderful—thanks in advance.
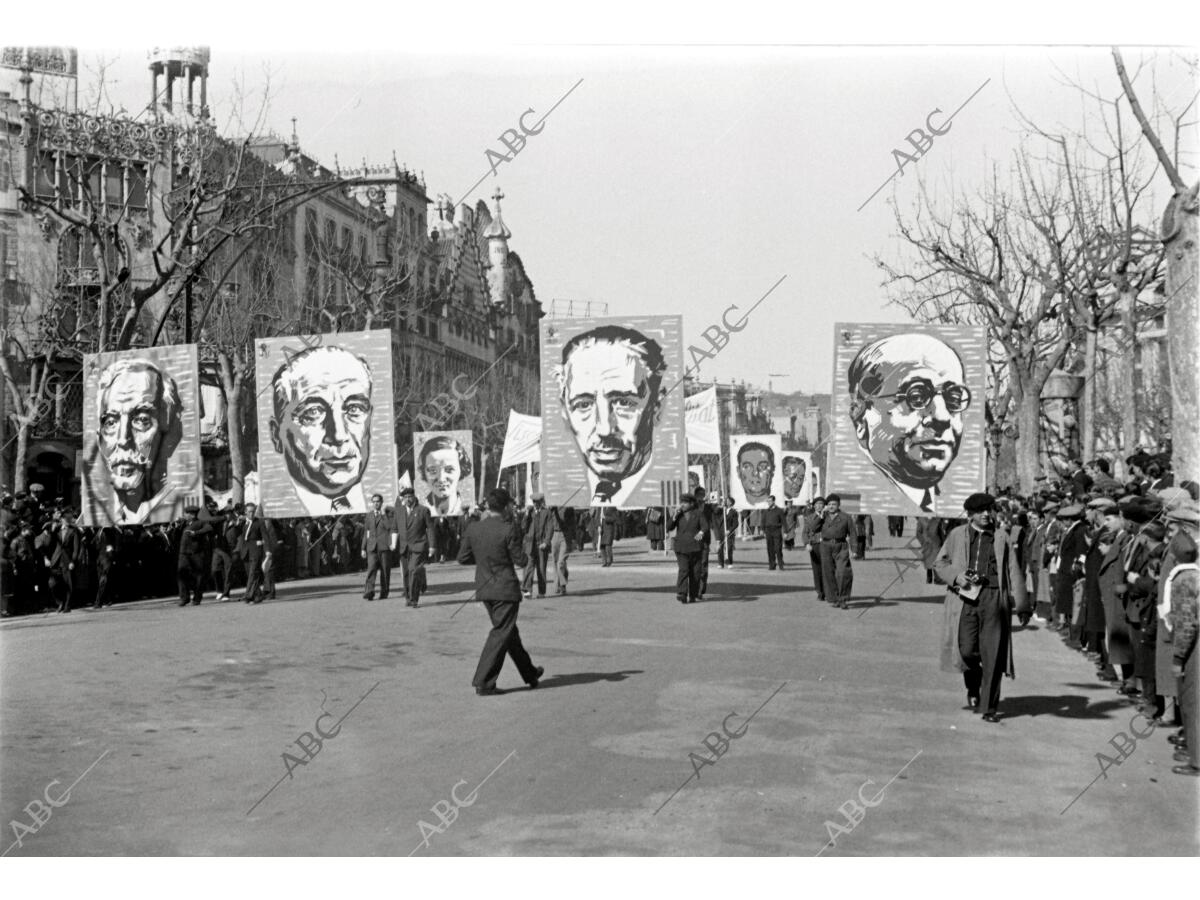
[412,430,475,517]
[727,434,784,510]
[826,323,987,516]
[81,344,202,526]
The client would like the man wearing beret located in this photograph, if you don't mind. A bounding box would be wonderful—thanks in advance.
[1162,503,1198,774]
[936,492,1028,722]
[818,493,858,609]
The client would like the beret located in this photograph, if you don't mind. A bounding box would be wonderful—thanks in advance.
[964,492,996,513]
[1087,497,1118,512]
[398,487,416,497]
[1119,494,1163,525]
[825,493,841,504]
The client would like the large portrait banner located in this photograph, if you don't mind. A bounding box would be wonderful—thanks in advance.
[827,322,987,516]
[253,329,397,517]
[81,343,202,526]
[413,430,475,517]
[728,434,784,510]
[540,315,687,508]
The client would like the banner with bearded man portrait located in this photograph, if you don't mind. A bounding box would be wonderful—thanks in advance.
[827,323,987,516]
[81,344,202,526]
[540,316,687,508]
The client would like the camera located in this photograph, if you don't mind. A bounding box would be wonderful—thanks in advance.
[962,569,984,586]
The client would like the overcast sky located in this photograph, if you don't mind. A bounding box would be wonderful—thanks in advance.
[5,38,1194,396]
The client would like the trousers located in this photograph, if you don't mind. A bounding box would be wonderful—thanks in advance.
[676,550,703,601]
[551,533,570,590]
[765,530,784,569]
[809,545,825,599]
[364,548,391,599]
[473,599,538,689]
[819,540,853,606]
[958,591,1009,714]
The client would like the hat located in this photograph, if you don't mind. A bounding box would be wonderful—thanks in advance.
[963,492,996,513]
[825,493,841,504]
[1042,501,1060,513]
[29,483,44,492]
[1142,520,1167,541]
[1119,494,1162,525]
[1088,497,1118,513]
[399,487,416,497]
[531,492,545,502]
[1166,502,1200,526]
[1056,504,1084,519]
[1156,486,1191,511]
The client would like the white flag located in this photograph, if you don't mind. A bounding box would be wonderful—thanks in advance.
[499,410,542,469]
[685,386,720,454]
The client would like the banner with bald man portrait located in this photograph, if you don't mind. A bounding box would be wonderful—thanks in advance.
[253,329,397,517]
[826,323,987,516]
[540,315,687,508]
[81,344,202,526]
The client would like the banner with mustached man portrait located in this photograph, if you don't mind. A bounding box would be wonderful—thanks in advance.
[81,344,203,526]
[826,322,987,516]
[540,315,687,508]
[253,329,397,517]
[413,430,475,517]
[728,434,784,510]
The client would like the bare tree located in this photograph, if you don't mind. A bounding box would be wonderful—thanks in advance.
[1113,48,1200,481]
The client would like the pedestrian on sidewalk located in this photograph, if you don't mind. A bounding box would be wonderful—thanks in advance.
[459,488,543,696]
[395,487,436,607]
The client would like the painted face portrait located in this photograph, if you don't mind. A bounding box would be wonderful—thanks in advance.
[423,448,461,501]
[557,327,666,484]
[688,471,700,493]
[737,443,774,504]
[270,347,373,498]
[849,333,968,490]
[97,359,182,501]
[782,456,807,499]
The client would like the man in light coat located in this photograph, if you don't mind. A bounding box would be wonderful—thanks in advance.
[936,492,1029,722]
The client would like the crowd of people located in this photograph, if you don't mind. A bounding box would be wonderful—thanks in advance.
[3,452,1197,778]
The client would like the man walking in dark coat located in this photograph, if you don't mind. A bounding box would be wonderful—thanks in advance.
[818,494,857,608]
[361,493,397,601]
[668,494,708,604]
[458,488,543,696]
[1051,505,1088,634]
[395,487,436,607]
[762,495,786,570]
[92,523,121,609]
[521,493,553,598]
[177,505,213,606]
[49,509,84,613]
[241,502,276,604]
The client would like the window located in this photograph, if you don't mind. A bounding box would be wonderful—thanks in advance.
[126,165,147,209]
[104,164,123,207]
[341,226,351,250]
[304,209,318,255]
[324,218,336,247]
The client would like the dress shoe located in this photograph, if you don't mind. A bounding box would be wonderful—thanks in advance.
[364,595,374,601]
[528,666,545,689]
[475,686,502,696]
[191,600,201,606]
[964,696,980,712]
[178,600,189,607]
[406,602,418,608]
[1168,733,1187,747]
[1174,750,1191,763]
[1172,764,1200,776]
[981,713,1000,723]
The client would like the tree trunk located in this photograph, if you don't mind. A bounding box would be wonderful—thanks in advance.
[1119,287,1138,476]
[1165,183,1199,483]
[1013,382,1042,493]
[1081,321,1098,461]
[218,350,248,504]
[12,419,30,494]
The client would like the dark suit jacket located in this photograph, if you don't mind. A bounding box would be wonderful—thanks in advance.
[457,514,528,601]
[668,507,707,553]
[243,518,277,558]
[395,503,436,554]
[523,506,554,551]
[50,526,84,572]
[361,511,396,553]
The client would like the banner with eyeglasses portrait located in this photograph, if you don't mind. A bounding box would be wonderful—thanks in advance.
[826,323,987,516]
[727,434,784,510]
[252,329,397,518]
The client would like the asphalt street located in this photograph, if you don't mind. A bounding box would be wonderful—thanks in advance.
[1,531,1196,856]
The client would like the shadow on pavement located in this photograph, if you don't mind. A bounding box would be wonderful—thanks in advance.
[997,694,1132,720]
[535,669,644,690]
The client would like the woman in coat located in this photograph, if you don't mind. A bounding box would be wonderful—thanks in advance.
[645,507,666,551]
[1097,516,1134,687]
